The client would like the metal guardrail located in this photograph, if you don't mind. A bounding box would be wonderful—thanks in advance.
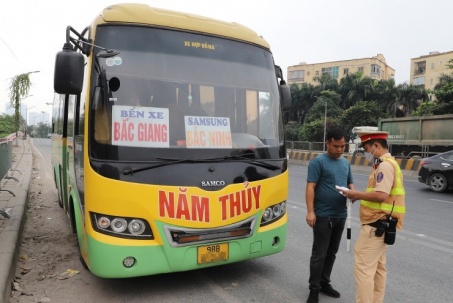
[0,134,17,198]
[286,141,446,159]
[286,141,326,152]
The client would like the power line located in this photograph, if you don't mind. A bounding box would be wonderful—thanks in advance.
[0,36,18,60]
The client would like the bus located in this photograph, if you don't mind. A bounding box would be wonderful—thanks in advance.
[51,3,291,278]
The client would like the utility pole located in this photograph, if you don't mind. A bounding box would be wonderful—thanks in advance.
[323,101,327,151]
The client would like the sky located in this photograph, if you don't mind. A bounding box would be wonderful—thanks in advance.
[1,0,453,119]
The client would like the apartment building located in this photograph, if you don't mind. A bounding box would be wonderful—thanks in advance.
[410,50,453,90]
[287,54,395,85]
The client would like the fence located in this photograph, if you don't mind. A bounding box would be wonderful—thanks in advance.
[286,141,326,152]
[286,141,363,154]
[0,134,17,198]
[286,141,423,171]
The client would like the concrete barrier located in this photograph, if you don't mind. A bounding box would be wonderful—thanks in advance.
[288,151,422,172]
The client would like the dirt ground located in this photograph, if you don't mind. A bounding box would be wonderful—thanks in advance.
[9,150,83,303]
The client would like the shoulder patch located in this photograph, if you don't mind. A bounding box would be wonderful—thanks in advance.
[376,172,384,183]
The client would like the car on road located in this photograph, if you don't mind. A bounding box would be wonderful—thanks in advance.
[418,150,453,192]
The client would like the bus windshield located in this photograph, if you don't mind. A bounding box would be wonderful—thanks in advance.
[89,25,285,162]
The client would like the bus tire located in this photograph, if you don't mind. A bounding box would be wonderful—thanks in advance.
[79,254,88,270]
[57,175,64,208]
[70,199,88,269]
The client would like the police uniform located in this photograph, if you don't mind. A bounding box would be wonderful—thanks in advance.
[354,131,406,303]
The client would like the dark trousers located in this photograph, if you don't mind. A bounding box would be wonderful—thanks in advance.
[309,217,346,290]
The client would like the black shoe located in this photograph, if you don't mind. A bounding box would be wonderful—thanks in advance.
[306,289,319,303]
[320,284,340,298]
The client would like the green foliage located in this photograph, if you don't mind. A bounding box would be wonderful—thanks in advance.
[432,74,453,103]
[305,91,342,123]
[0,114,16,137]
[284,122,303,141]
[413,101,453,116]
[299,118,341,142]
[446,58,453,70]
[434,102,453,114]
[338,72,374,109]
[289,83,318,123]
[412,101,438,116]
[313,74,339,92]
[283,70,444,141]
[8,73,34,133]
[33,122,50,138]
[340,101,387,135]
[430,60,453,103]
[371,78,398,114]
[395,83,428,116]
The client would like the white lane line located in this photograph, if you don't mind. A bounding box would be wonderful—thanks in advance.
[429,199,453,204]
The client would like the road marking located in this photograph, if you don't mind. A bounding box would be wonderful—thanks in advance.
[430,199,453,204]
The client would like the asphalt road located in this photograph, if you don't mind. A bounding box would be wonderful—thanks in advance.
[25,139,453,302]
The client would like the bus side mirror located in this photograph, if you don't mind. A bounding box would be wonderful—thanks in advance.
[54,43,84,94]
[275,65,292,111]
[279,82,292,111]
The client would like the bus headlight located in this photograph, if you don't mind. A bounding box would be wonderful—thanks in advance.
[262,207,273,222]
[272,204,282,217]
[260,201,286,226]
[97,216,111,229]
[111,218,128,233]
[90,212,153,239]
[128,220,146,235]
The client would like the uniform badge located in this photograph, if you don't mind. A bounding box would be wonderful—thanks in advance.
[376,172,384,183]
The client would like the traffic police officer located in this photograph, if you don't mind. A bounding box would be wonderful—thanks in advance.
[339,131,406,303]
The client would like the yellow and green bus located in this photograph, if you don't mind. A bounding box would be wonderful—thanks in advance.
[51,3,291,278]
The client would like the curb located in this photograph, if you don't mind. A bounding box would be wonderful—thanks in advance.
[0,141,32,303]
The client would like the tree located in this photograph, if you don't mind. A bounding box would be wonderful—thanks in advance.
[339,101,387,136]
[33,122,50,138]
[8,72,37,142]
[423,58,453,111]
[312,73,339,93]
[432,74,453,103]
[446,58,453,70]
[284,121,303,141]
[289,83,318,124]
[371,78,398,117]
[304,90,342,123]
[299,118,341,142]
[412,101,437,116]
[396,83,428,116]
[0,114,16,137]
[338,72,374,109]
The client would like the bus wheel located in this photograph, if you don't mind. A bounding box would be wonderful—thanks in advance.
[57,176,64,208]
[74,218,88,269]
[79,254,88,270]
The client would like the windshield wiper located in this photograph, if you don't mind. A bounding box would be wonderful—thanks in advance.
[123,158,196,175]
[224,154,281,170]
[122,154,282,175]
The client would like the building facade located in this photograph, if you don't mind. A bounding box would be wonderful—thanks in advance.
[410,51,453,90]
[287,54,395,85]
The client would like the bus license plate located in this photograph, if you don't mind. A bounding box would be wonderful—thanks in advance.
[197,243,229,264]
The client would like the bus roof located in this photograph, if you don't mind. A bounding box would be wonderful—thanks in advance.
[94,3,270,49]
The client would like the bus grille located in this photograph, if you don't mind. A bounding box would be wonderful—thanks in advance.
[164,217,255,247]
